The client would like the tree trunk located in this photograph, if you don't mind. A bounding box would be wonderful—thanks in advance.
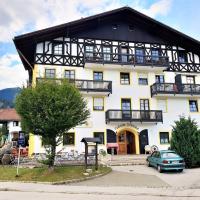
[48,141,56,169]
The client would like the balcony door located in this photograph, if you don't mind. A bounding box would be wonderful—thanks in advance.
[140,99,150,120]
[121,98,131,120]
[135,48,145,64]
[121,47,128,63]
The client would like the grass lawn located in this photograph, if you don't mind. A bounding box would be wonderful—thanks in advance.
[0,165,111,182]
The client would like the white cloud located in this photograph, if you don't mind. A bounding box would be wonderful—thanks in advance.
[0,54,28,89]
[140,0,172,18]
[0,0,173,90]
[0,0,173,43]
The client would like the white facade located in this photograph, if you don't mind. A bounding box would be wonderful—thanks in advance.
[31,60,200,155]
[7,121,21,142]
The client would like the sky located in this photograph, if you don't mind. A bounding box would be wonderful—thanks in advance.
[0,0,200,90]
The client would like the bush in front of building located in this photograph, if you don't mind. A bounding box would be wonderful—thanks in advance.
[170,116,200,168]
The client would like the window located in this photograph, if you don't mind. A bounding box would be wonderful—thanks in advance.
[13,121,19,126]
[178,51,188,63]
[121,47,128,63]
[129,25,134,31]
[64,70,75,79]
[93,97,104,111]
[189,100,198,112]
[151,49,160,62]
[103,47,111,61]
[112,24,118,30]
[138,74,148,85]
[157,99,167,113]
[121,98,131,119]
[93,71,103,81]
[85,45,94,59]
[135,48,145,64]
[45,69,55,78]
[160,132,169,144]
[118,133,125,142]
[63,132,75,145]
[121,99,131,110]
[120,72,130,85]
[186,76,195,84]
[54,43,63,55]
[94,132,104,144]
[140,99,150,110]
[155,75,165,83]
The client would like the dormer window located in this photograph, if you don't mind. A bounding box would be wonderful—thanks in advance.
[112,24,118,30]
[53,43,63,55]
[129,25,134,31]
[178,51,188,63]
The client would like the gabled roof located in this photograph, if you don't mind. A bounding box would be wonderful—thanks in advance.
[0,109,21,122]
[13,6,200,71]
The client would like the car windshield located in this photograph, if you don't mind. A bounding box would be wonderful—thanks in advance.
[162,152,179,158]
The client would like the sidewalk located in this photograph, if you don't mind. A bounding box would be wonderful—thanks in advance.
[0,181,200,198]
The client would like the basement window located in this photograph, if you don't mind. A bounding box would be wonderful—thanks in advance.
[160,132,169,144]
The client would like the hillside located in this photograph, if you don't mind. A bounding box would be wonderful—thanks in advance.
[0,87,21,108]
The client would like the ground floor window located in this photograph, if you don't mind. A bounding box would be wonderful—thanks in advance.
[189,100,198,112]
[63,132,75,145]
[94,132,104,144]
[159,132,169,144]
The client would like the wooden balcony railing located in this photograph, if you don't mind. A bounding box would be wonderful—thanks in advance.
[105,109,163,123]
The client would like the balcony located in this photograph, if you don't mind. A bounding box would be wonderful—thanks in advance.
[84,52,169,68]
[36,78,112,96]
[105,110,163,123]
[151,83,200,97]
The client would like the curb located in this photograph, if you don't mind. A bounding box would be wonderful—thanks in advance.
[0,168,112,185]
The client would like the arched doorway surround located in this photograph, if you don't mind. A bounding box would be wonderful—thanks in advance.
[116,126,140,155]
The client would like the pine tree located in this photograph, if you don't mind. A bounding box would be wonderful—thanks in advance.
[170,116,200,168]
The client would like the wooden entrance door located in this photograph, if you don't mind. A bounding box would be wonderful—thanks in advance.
[117,131,135,154]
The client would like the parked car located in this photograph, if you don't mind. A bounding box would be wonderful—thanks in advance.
[146,150,185,173]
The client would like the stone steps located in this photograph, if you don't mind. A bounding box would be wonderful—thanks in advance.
[100,155,148,166]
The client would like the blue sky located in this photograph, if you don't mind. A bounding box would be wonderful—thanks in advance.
[0,0,200,89]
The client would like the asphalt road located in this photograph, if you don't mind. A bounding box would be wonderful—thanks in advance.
[0,165,200,200]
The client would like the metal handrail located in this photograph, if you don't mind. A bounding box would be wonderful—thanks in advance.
[151,82,200,96]
[105,109,163,123]
[36,78,112,93]
[84,51,169,66]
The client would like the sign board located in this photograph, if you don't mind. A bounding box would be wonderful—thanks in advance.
[18,131,25,146]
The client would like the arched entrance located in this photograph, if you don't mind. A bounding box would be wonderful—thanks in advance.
[116,127,140,155]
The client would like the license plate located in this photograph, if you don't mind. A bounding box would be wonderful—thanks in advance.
[172,161,179,164]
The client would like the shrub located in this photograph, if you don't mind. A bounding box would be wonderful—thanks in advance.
[170,116,200,168]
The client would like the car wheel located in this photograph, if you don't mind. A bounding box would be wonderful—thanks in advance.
[147,160,151,167]
[157,165,162,173]
[178,169,183,173]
